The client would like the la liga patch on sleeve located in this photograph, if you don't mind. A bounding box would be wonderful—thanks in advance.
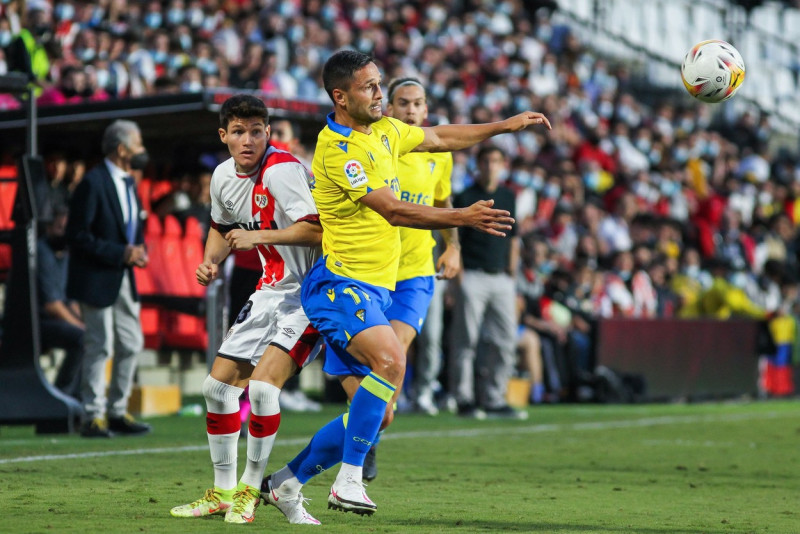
[344,160,368,188]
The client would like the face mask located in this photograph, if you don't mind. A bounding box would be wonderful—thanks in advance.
[181,80,202,93]
[95,69,110,89]
[130,151,149,171]
[0,31,11,48]
[186,8,204,27]
[635,138,651,153]
[617,270,631,282]
[673,147,689,164]
[152,50,167,64]
[684,265,700,278]
[145,12,163,29]
[660,179,678,197]
[78,47,96,62]
[54,2,75,21]
[167,8,185,25]
[544,183,561,199]
[583,171,600,191]
[597,100,614,118]
[512,171,533,188]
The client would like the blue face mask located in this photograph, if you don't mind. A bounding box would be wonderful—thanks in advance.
[145,12,163,29]
[544,183,561,199]
[167,8,185,26]
[660,179,678,197]
[54,2,76,21]
[512,171,533,188]
[583,171,600,191]
[0,31,12,48]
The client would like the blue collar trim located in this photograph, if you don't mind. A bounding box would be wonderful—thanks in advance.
[326,112,352,138]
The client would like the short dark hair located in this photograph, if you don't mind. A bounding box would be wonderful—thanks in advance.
[386,77,425,104]
[476,145,505,163]
[322,50,375,102]
[219,94,269,130]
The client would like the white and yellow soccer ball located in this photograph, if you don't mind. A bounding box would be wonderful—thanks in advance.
[680,39,746,103]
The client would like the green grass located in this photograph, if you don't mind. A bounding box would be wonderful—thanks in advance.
[2,400,800,533]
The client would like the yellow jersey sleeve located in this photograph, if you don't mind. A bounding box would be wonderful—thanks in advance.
[397,151,454,281]
[310,115,425,289]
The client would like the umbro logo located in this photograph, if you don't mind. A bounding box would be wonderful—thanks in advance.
[225,200,234,209]
[283,327,295,335]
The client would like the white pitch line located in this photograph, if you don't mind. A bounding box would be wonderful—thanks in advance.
[0,410,794,465]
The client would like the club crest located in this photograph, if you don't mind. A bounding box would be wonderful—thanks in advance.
[254,194,268,208]
[381,134,391,154]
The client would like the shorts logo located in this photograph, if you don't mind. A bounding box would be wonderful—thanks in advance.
[225,200,234,209]
[355,309,365,322]
[327,289,336,302]
[381,134,391,154]
[344,160,368,187]
[254,194,268,208]
[428,159,436,174]
[283,327,295,335]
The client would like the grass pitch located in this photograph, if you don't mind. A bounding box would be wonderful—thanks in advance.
[2,399,799,533]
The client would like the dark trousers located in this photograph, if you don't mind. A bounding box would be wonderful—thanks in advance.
[40,317,84,398]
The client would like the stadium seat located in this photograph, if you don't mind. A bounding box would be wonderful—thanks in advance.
[159,214,208,350]
[0,179,18,231]
[182,216,206,298]
[0,243,11,282]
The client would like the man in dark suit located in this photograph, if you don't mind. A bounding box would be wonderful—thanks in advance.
[67,119,152,438]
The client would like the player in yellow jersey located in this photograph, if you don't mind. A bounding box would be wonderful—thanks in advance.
[360,76,461,481]
[261,50,551,523]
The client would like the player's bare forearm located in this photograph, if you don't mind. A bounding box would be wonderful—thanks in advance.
[203,226,231,266]
[434,198,460,249]
[225,221,322,250]
[415,111,552,153]
[362,188,513,236]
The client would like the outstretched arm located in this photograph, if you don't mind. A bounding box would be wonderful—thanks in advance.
[360,187,514,237]
[414,111,551,153]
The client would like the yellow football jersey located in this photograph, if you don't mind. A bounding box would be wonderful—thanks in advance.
[311,113,425,289]
[396,151,453,281]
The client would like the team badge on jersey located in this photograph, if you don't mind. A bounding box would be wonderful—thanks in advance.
[381,134,391,154]
[344,160,368,187]
[254,193,268,208]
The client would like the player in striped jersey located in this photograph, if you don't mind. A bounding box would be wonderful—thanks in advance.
[170,95,322,525]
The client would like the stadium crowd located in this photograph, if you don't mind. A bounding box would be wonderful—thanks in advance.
[4,0,800,405]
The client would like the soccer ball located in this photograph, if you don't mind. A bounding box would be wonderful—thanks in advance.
[680,40,746,103]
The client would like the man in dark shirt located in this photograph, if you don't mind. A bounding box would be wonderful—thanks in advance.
[37,204,84,399]
[448,145,526,420]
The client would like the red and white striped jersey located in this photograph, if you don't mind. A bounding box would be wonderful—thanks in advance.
[210,145,321,290]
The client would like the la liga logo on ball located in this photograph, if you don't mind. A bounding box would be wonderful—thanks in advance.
[681,39,745,103]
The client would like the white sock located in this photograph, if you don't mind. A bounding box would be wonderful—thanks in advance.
[336,463,363,484]
[240,380,281,488]
[270,465,303,496]
[202,375,244,492]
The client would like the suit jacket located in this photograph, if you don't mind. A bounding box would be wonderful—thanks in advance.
[66,162,145,308]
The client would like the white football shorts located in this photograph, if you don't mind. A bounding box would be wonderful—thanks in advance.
[218,288,322,369]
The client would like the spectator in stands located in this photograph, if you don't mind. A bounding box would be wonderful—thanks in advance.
[449,145,525,420]
[37,64,109,106]
[38,204,83,399]
[66,119,151,438]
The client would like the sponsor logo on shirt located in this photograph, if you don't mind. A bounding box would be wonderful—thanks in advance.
[344,160,368,187]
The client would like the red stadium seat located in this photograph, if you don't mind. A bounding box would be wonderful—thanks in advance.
[0,243,11,282]
[0,180,18,231]
[182,216,206,298]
